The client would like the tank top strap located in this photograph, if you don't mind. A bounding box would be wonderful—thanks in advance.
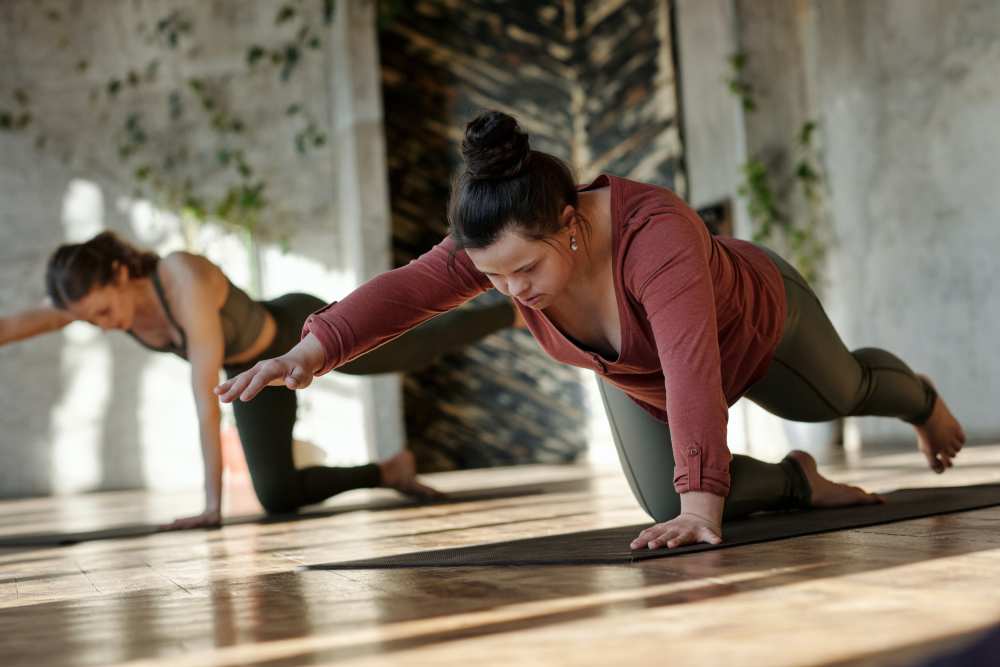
[150,261,188,351]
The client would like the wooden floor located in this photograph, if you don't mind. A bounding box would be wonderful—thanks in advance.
[3,445,1000,667]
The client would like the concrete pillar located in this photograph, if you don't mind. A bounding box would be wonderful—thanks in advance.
[329,0,405,462]
[674,0,748,227]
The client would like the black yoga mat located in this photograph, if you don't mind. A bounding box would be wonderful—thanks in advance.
[298,484,1000,570]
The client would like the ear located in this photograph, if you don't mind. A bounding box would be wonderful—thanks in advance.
[561,204,576,231]
[113,261,129,286]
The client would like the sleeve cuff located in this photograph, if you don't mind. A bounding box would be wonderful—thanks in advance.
[672,442,731,495]
[302,302,340,376]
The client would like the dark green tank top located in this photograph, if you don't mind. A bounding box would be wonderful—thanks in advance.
[129,262,267,361]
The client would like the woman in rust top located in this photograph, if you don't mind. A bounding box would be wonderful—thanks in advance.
[218,111,966,550]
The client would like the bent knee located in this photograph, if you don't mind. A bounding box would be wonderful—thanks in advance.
[254,489,304,515]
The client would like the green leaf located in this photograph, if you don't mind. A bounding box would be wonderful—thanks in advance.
[247,46,266,66]
[76,59,89,72]
[0,113,11,130]
[168,92,183,120]
[286,103,302,116]
[280,45,301,81]
[798,121,816,146]
[323,0,335,25]
[275,5,296,24]
[107,79,122,97]
[15,113,31,128]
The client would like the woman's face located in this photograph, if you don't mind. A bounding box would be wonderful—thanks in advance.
[65,267,136,331]
[466,225,578,310]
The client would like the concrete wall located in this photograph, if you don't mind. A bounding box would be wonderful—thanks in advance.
[0,0,398,498]
[814,0,1000,445]
[676,0,1000,450]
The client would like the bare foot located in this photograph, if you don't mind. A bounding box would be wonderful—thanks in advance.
[379,450,445,500]
[788,450,885,507]
[914,375,966,474]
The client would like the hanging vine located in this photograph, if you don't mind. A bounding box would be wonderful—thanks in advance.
[728,54,829,289]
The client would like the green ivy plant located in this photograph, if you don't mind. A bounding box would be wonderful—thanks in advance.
[728,54,828,289]
[2,2,342,255]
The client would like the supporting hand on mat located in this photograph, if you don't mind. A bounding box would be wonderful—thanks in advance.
[157,508,222,532]
[216,334,326,403]
[631,490,724,549]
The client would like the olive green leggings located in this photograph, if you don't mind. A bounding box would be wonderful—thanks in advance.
[601,245,937,524]
[225,294,516,514]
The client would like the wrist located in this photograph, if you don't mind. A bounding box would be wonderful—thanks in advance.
[679,489,725,525]
[297,334,327,375]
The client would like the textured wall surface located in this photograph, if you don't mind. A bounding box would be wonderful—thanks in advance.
[678,0,1000,449]
[813,0,1000,445]
[379,0,685,470]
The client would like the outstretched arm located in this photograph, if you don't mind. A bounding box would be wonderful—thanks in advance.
[217,236,493,402]
[0,305,74,347]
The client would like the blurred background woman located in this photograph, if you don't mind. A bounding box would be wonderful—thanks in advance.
[0,231,521,529]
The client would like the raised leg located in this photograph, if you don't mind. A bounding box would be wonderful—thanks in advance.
[745,245,965,472]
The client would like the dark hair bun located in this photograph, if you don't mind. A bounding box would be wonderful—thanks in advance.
[461,110,531,179]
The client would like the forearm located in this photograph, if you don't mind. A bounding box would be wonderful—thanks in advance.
[304,238,491,375]
[0,308,72,347]
[197,403,224,513]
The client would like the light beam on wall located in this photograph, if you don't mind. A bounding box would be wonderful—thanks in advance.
[50,180,111,494]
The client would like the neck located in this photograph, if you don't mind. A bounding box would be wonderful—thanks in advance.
[129,278,159,326]
[566,189,614,292]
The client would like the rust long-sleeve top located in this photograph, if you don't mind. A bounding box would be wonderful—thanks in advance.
[303,175,787,496]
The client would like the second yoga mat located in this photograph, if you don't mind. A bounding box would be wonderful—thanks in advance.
[298,484,1000,570]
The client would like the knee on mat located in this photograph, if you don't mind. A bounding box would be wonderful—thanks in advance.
[255,490,304,515]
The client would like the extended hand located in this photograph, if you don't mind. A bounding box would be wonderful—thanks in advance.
[630,512,723,549]
[157,509,222,532]
[215,334,325,403]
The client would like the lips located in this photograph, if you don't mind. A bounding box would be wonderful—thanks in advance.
[518,295,543,307]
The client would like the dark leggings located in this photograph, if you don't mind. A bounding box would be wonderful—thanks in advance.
[225,295,516,514]
[601,245,937,523]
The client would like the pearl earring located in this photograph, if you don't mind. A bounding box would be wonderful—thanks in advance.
[570,233,578,251]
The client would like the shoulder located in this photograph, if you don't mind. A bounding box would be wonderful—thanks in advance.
[158,252,229,308]
[619,204,713,298]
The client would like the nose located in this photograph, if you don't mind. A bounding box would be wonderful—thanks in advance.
[507,276,530,298]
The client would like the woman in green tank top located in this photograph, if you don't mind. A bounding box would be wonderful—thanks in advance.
[0,231,521,530]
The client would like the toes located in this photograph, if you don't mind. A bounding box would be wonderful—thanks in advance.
[923,450,942,472]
